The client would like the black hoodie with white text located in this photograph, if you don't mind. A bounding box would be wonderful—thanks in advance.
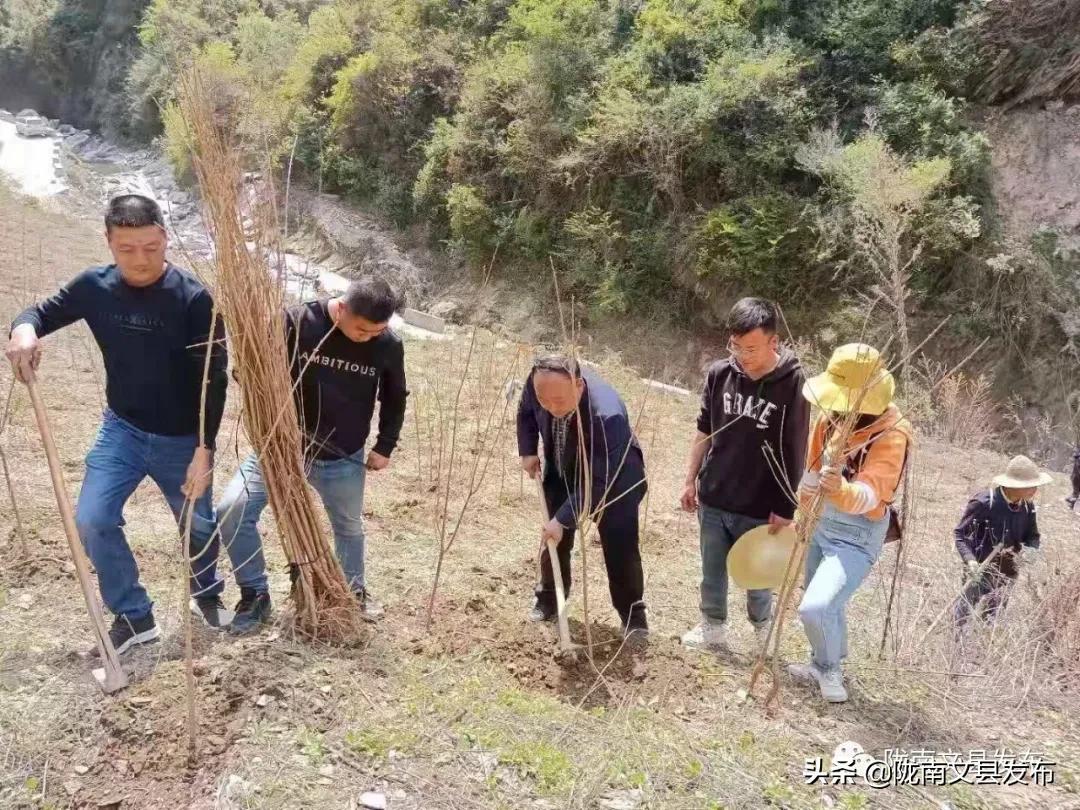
[695,350,810,520]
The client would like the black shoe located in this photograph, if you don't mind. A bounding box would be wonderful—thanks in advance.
[93,613,161,657]
[1066,497,1077,510]
[527,600,557,623]
[228,588,272,636]
[190,595,234,629]
[622,609,649,638]
[354,587,384,622]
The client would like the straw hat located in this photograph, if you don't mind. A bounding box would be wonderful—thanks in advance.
[802,343,895,416]
[992,455,1052,489]
[728,524,798,591]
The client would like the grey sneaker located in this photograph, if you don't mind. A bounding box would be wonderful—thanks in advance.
[818,668,849,703]
[190,595,233,629]
[91,612,161,657]
[787,661,848,701]
[622,608,649,639]
[681,620,727,651]
[787,661,822,684]
[527,599,557,623]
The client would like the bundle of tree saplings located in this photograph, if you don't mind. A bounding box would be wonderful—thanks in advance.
[179,71,364,642]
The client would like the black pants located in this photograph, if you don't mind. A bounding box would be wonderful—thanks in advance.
[953,567,1015,626]
[1070,460,1080,501]
[535,474,646,625]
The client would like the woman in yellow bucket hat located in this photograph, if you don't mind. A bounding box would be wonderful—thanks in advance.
[788,344,912,703]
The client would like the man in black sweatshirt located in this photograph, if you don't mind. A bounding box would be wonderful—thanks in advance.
[518,354,649,636]
[5,195,229,654]
[679,298,809,651]
[215,277,408,634]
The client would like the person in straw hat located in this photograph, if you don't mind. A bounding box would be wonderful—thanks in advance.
[787,344,912,703]
[952,455,1049,627]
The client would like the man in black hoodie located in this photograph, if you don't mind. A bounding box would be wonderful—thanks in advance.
[679,298,809,651]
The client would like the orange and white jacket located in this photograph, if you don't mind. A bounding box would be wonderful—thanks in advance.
[799,405,912,522]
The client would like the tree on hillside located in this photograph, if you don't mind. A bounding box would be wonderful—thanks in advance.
[796,123,979,390]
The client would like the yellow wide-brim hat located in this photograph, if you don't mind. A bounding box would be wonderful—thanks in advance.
[802,343,895,416]
[728,524,799,591]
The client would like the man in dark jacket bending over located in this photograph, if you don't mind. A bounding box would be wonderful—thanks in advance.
[517,354,648,637]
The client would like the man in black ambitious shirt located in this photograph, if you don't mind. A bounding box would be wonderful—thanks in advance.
[215,278,408,633]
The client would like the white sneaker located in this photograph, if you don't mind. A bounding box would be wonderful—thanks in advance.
[681,620,727,651]
[787,661,848,702]
[787,661,822,684]
[817,669,849,703]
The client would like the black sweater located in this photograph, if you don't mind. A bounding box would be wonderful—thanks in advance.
[953,488,1040,577]
[11,264,227,448]
[695,350,810,520]
[286,301,408,461]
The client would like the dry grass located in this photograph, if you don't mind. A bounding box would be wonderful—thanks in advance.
[416,327,524,627]
[1036,568,1080,682]
[0,182,1079,808]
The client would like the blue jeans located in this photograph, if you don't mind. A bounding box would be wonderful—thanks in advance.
[698,504,773,626]
[798,503,888,672]
[75,410,222,621]
[215,451,368,593]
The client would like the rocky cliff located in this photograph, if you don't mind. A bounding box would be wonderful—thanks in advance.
[0,0,149,139]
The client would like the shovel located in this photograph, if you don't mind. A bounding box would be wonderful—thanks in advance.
[26,374,127,693]
[534,476,580,660]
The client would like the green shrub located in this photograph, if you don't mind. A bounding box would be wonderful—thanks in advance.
[691,193,815,299]
[875,79,990,189]
[119,0,1026,359]
[446,183,498,263]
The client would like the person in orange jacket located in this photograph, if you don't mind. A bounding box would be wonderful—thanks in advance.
[787,344,912,703]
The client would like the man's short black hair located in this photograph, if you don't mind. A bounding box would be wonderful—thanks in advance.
[532,353,582,379]
[342,277,403,322]
[105,194,164,232]
[726,297,777,336]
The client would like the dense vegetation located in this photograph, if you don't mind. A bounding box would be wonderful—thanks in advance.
[3,1,1078,375]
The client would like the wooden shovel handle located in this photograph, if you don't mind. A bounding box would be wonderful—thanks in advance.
[26,375,127,692]
[535,477,573,652]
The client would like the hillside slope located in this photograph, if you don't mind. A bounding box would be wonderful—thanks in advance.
[1,179,1079,807]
